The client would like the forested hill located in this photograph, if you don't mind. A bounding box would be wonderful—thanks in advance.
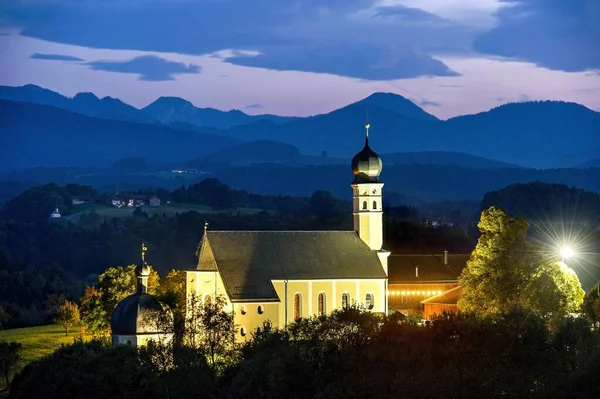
[0,100,240,171]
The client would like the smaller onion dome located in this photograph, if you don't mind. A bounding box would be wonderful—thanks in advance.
[110,293,172,335]
[351,123,382,183]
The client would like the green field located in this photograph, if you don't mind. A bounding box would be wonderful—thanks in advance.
[0,324,95,391]
[64,202,264,222]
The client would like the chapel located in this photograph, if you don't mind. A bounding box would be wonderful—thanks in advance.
[186,124,391,340]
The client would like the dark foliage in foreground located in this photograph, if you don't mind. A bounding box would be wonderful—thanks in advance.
[9,309,600,399]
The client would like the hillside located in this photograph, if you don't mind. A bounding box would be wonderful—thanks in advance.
[0,100,241,171]
[2,85,598,170]
[0,324,93,391]
[142,96,298,129]
[443,101,600,168]
[202,140,301,164]
[0,84,156,124]
[381,151,522,168]
[210,163,600,204]
[219,100,599,168]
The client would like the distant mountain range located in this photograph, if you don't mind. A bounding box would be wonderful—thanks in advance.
[0,100,239,171]
[1,84,598,169]
[0,84,156,124]
[142,96,298,129]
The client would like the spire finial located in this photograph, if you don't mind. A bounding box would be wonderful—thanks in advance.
[204,221,209,235]
[365,109,370,140]
[141,242,148,262]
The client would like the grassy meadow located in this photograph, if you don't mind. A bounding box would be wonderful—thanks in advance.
[0,324,96,391]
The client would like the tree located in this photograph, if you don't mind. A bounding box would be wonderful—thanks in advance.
[185,294,236,371]
[0,341,22,389]
[522,260,585,319]
[80,265,160,334]
[45,293,67,319]
[159,270,187,342]
[458,206,532,316]
[56,300,80,336]
[80,286,109,334]
[0,305,7,330]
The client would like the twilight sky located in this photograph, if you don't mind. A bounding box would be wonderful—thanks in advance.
[1,0,599,119]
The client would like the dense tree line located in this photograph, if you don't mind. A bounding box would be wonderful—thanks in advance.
[7,307,600,399]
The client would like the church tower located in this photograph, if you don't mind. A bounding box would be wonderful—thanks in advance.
[351,123,384,251]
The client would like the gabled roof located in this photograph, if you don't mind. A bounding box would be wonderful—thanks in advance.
[388,254,469,283]
[195,230,387,301]
[421,286,463,305]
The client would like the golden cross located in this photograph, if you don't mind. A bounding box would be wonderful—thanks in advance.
[365,123,370,138]
[204,221,209,234]
[141,243,148,262]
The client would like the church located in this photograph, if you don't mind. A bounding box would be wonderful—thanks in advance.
[186,124,391,340]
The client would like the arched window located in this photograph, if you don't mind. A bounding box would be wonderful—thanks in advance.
[365,293,374,310]
[257,305,264,315]
[318,292,326,316]
[294,293,302,320]
[240,305,247,315]
[126,340,132,346]
[240,327,247,337]
[341,292,350,309]
[373,201,377,210]
[204,295,212,306]
[362,201,367,210]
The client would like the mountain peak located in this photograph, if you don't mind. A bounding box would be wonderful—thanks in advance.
[356,92,439,121]
[151,96,194,107]
[73,92,100,101]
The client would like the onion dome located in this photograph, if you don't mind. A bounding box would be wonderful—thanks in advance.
[351,123,382,183]
[110,243,172,336]
[110,293,172,335]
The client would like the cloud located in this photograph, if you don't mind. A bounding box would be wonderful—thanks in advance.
[245,103,263,109]
[372,5,447,23]
[225,44,458,80]
[518,93,530,102]
[85,55,200,81]
[473,0,600,71]
[439,84,463,88]
[30,53,83,61]
[1,0,473,80]
[420,99,441,107]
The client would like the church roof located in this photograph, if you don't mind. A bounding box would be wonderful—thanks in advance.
[388,254,469,283]
[196,230,387,301]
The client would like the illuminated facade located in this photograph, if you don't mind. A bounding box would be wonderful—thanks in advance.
[186,124,390,341]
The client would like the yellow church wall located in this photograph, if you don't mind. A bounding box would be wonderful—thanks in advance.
[232,302,279,342]
[186,275,387,342]
[185,271,229,305]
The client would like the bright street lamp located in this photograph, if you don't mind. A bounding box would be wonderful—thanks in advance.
[559,246,575,261]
